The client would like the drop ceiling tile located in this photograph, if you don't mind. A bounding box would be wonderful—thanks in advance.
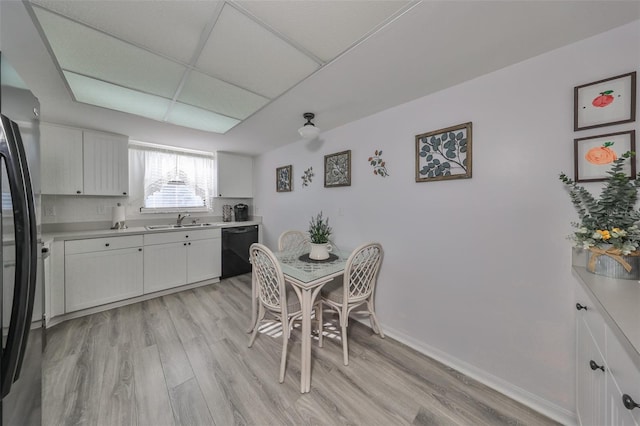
[31,0,222,64]
[166,102,241,134]
[178,70,269,120]
[64,71,170,121]
[237,1,412,63]
[196,4,320,99]
[33,6,184,98]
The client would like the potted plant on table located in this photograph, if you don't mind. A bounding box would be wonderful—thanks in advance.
[308,211,333,260]
[560,151,640,279]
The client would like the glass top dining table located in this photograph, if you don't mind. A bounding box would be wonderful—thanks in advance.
[273,248,350,393]
[275,248,350,285]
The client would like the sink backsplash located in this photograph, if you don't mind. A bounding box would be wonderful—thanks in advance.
[42,195,253,226]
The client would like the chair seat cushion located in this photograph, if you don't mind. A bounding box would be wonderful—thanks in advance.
[320,277,344,303]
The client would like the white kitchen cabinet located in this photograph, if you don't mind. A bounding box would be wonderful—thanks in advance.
[65,236,143,312]
[143,241,188,294]
[40,123,83,195]
[187,237,222,283]
[216,152,253,198]
[83,130,129,196]
[575,280,640,425]
[143,228,221,294]
[40,122,129,196]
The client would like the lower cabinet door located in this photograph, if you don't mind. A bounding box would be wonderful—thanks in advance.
[606,373,639,426]
[187,238,221,283]
[65,247,143,312]
[144,242,187,294]
[576,316,607,426]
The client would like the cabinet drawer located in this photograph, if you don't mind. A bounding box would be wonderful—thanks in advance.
[575,280,606,354]
[65,235,143,254]
[144,228,220,246]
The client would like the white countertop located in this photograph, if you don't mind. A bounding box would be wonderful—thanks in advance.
[43,220,261,242]
[572,264,640,370]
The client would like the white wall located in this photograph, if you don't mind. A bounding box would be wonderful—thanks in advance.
[253,21,640,423]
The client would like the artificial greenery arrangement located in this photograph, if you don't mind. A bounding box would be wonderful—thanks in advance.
[308,211,332,244]
[559,151,640,256]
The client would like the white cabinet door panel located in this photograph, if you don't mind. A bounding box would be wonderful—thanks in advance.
[83,130,129,196]
[216,152,253,198]
[576,316,607,426]
[40,123,83,195]
[143,242,187,294]
[65,247,143,312]
[187,238,221,283]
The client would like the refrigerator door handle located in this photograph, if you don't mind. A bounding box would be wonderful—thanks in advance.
[10,119,38,381]
[0,114,34,398]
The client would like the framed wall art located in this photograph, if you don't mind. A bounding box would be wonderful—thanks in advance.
[276,165,292,192]
[324,150,351,187]
[415,122,472,183]
[574,71,636,131]
[574,130,636,182]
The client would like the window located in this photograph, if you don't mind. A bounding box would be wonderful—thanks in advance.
[129,142,215,212]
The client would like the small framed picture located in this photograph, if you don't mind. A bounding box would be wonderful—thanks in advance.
[574,130,636,182]
[574,71,636,131]
[415,122,472,182]
[276,165,292,192]
[324,150,351,187]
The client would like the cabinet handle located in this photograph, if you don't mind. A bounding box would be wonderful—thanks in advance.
[138,248,142,252]
[184,243,187,246]
[76,190,81,194]
[188,242,191,246]
[622,394,640,410]
[589,360,604,372]
[123,192,127,195]
[186,235,189,238]
[576,303,588,311]
[105,243,110,247]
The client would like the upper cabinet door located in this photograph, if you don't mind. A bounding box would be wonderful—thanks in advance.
[216,152,253,198]
[40,123,83,195]
[83,131,129,196]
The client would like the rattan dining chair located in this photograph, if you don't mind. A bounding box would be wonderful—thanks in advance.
[248,243,303,383]
[317,242,385,365]
[278,230,310,253]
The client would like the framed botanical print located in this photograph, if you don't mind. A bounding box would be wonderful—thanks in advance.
[574,71,636,131]
[415,122,472,182]
[276,165,292,192]
[574,130,636,182]
[324,150,351,187]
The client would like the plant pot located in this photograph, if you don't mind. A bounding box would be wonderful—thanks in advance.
[587,247,640,280]
[309,243,332,261]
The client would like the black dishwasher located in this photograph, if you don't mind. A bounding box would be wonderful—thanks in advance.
[221,225,258,278]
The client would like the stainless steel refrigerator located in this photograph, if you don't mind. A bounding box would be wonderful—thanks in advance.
[0,52,42,426]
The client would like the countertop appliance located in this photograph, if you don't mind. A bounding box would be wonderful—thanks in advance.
[0,52,42,426]
[222,225,258,278]
[233,203,249,221]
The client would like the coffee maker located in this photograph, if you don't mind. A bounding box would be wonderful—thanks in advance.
[234,203,249,221]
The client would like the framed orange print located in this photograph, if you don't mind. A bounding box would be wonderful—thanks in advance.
[574,130,636,182]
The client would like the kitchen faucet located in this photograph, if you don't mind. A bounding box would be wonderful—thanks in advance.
[177,213,190,225]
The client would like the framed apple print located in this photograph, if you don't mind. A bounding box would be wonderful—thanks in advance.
[574,130,636,182]
[276,165,292,192]
[574,71,636,131]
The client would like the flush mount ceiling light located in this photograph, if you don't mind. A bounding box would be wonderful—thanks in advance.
[298,112,321,140]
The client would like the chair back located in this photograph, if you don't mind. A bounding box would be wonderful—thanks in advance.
[249,243,287,312]
[343,242,383,303]
[278,230,310,253]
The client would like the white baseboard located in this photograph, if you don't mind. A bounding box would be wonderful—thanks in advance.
[378,323,576,425]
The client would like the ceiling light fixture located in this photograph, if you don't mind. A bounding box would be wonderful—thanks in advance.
[298,112,320,140]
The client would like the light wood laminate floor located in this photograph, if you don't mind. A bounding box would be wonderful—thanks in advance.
[43,274,559,426]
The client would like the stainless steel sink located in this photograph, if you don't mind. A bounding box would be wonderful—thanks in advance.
[145,223,214,230]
